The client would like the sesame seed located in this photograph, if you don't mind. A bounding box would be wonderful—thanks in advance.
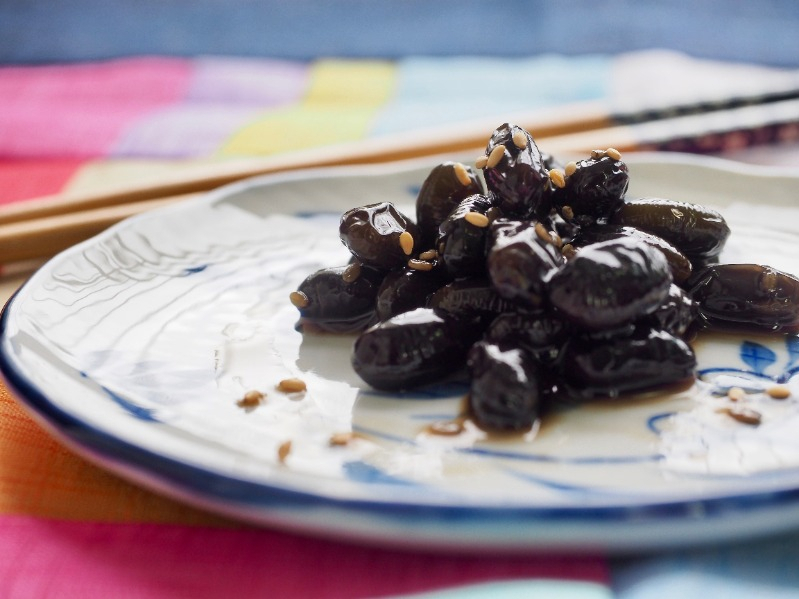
[342,261,361,283]
[767,384,791,399]
[562,205,575,220]
[511,129,528,149]
[399,230,414,255]
[418,249,437,261]
[277,440,292,463]
[464,211,490,228]
[485,144,506,168]
[534,222,552,244]
[237,390,265,408]
[727,387,746,402]
[724,407,762,426]
[475,155,488,169]
[438,241,446,255]
[564,161,578,177]
[561,244,577,259]
[289,290,309,308]
[606,147,622,161]
[590,149,605,160]
[548,168,566,189]
[428,419,465,436]
[329,432,357,446]
[453,162,472,186]
[278,378,307,393]
[408,259,434,271]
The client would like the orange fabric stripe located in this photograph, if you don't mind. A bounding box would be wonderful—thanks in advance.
[0,383,232,525]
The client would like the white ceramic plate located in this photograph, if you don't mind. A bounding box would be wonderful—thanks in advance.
[3,153,799,553]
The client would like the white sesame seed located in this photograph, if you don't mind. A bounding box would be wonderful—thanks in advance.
[399,230,414,255]
[464,211,490,228]
[548,168,566,189]
[767,385,791,399]
[511,129,528,149]
[289,290,309,308]
[453,162,472,186]
[485,144,506,168]
[564,161,578,177]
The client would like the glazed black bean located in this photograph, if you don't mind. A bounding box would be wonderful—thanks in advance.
[415,161,484,248]
[339,202,420,270]
[427,277,514,330]
[690,264,799,334]
[610,197,730,263]
[486,219,564,307]
[558,328,697,399]
[548,237,673,331]
[575,225,693,285]
[351,308,474,391]
[480,123,551,219]
[437,193,497,278]
[485,309,570,365]
[643,283,698,339]
[375,267,446,322]
[467,341,542,431]
[552,154,629,227]
[292,265,382,333]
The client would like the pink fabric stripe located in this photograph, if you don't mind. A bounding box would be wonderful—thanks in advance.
[0,58,192,158]
[0,515,608,598]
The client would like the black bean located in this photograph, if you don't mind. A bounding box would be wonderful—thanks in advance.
[467,341,542,431]
[642,283,699,339]
[689,264,799,334]
[375,267,447,322]
[547,237,672,331]
[610,197,730,263]
[339,202,420,270]
[351,308,473,391]
[293,265,382,333]
[486,219,564,307]
[558,328,697,399]
[427,277,515,330]
[553,155,629,227]
[481,123,551,219]
[484,309,571,365]
[574,225,693,285]
[415,161,484,248]
[437,193,497,278]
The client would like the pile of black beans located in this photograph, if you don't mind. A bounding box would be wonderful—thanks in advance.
[290,123,799,432]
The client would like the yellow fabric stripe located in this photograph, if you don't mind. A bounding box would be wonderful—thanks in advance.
[220,59,396,156]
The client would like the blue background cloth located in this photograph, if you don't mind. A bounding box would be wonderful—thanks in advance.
[2,0,799,67]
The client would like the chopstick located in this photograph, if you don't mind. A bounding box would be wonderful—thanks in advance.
[3,85,799,228]
[1,96,798,265]
[0,102,611,228]
[0,194,200,264]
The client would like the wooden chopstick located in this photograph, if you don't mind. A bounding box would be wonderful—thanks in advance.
[0,101,611,227]
[0,194,200,264]
[1,96,798,265]
[3,85,799,228]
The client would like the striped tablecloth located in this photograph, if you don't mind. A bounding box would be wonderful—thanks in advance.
[1,50,799,598]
